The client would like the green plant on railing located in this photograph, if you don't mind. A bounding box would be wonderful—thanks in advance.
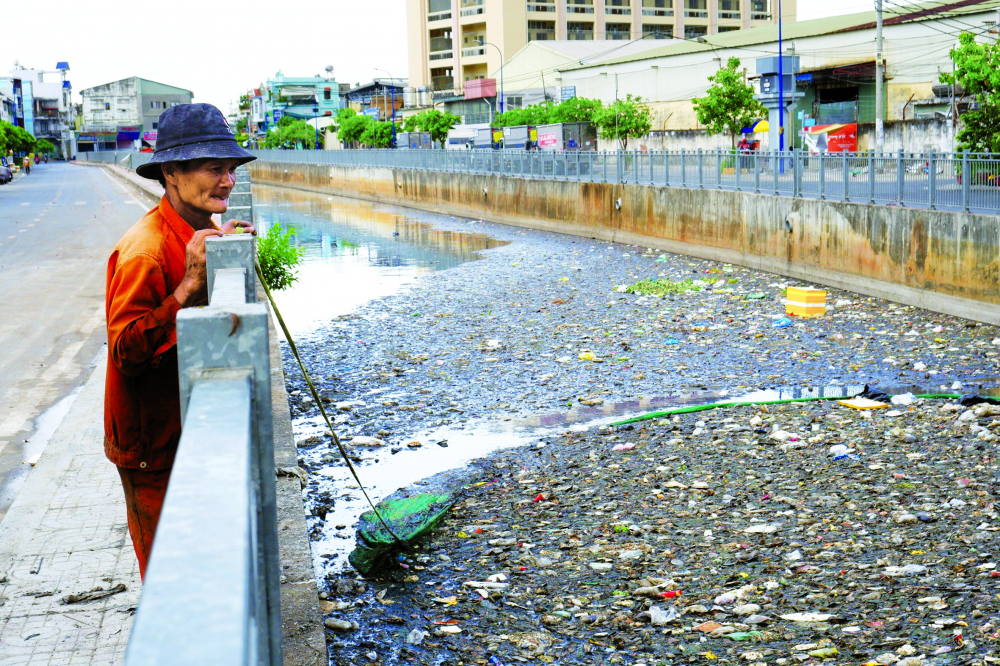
[720,155,736,170]
[257,224,303,291]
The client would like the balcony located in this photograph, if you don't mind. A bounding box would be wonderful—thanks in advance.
[718,11,740,18]
[606,30,632,39]
[461,46,486,56]
[431,76,455,91]
[567,1,594,13]
[460,0,484,16]
[642,8,673,15]
[428,10,452,21]
[567,29,594,39]
[751,11,771,18]
[529,28,556,40]
[430,36,453,51]
[527,1,555,11]
[430,51,454,61]
[605,7,631,15]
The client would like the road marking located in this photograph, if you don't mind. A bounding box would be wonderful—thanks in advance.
[123,201,137,205]
[19,203,29,206]
[74,201,86,206]
[6,235,15,240]
[27,224,34,228]
[18,229,27,233]
[99,168,148,208]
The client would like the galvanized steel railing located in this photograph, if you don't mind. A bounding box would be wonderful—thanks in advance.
[124,169,281,665]
[246,147,1000,215]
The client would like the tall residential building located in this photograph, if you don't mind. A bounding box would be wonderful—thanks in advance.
[406,0,795,99]
[78,77,193,151]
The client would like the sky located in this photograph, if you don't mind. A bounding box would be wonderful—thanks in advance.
[2,0,879,113]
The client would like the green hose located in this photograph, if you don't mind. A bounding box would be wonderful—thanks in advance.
[611,392,964,426]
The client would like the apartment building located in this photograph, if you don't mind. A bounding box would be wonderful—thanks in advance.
[0,62,73,157]
[406,0,796,97]
[79,77,193,151]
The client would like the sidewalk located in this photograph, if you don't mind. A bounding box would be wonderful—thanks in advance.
[0,349,140,665]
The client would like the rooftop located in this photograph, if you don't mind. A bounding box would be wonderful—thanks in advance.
[561,0,1000,70]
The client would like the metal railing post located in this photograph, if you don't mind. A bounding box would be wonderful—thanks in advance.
[842,151,849,201]
[818,152,825,200]
[793,150,802,198]
[735,150,741,191]
[962,151,971,212]
[896,149,905,206]
[867,150,876,204]
[603,151,608,183]
[754,150,760,193]
[697,148,704,188]
[928,151,937,210]
[632,149,638,184]
[680,151,686,187]
[773,150,778,195]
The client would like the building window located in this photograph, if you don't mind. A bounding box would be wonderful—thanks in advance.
[684,25,708,38]
[324,89,331,100]
[567,20,594,39]
[606,22,631,40]
[506,96,523,108]
[751,0,770,19]
[642,0,673,16]
[528,20,555,41]
[718,25,740,31]
[152,122,158,129]
[642,24,673,38]
[567,0,594,13]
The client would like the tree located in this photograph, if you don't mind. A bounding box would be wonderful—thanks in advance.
[359,121,394,148]
[0,122,37,154]
[593,94,652,151]
[550,96,602,123]
[940,32,1000,154]
[338,114,372,146]
[35,139,56,155]
[692,57,766,149]
[401,109,460,146]
[262,117,317,149]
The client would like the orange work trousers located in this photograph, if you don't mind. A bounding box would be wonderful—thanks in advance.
[116,466,172,580]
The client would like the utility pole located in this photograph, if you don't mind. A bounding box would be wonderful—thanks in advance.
[875,0,884,153]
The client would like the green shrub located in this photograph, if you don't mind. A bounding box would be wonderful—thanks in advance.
[257,224,303,291]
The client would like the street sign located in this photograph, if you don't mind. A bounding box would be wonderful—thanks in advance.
[272,109,283,122]
[560,86,577,101]
[363,107,381,119]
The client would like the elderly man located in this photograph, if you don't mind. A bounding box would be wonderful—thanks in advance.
[105,103,256,578]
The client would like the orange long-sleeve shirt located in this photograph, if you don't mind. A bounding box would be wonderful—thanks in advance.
[104,196,212,470]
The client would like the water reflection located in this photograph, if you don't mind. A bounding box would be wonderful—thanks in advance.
[251,185,507,336]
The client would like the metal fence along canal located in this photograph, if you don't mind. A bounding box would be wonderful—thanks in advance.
[242,148,1000,215]
[76,148,1000,214]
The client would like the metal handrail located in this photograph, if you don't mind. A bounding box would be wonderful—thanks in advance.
[77,149,1000,215]
[124,172,281,665]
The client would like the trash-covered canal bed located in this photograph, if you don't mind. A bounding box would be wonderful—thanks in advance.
[274,200,1000,665]
[316,396,1000,666]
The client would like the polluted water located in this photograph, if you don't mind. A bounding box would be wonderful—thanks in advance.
[261,188,1000,665]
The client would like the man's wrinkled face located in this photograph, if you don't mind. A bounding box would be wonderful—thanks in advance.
[163,158,241,215]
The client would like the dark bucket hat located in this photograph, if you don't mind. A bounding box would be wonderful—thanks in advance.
[135,103,255,180]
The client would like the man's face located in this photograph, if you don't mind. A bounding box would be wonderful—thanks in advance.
[164,158,241,215]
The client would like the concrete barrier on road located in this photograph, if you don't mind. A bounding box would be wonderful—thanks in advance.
[249,161,1000,326]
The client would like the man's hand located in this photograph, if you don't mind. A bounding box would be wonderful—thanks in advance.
[173,228,223,306]
[220,219,256,236]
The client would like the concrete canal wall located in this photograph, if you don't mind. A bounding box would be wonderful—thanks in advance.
[250,161,1000,325]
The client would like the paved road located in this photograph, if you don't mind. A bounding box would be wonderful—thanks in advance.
[0,162,158,523]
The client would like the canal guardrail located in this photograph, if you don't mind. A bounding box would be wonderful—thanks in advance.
[123,169,282,665]
[78,148,1000,215]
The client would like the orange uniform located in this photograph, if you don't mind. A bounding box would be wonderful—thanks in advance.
[104,196,212,577]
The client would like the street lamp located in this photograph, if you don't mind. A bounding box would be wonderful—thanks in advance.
[478,39,504,113]
[313,106,320,150]
[374,68,397,148]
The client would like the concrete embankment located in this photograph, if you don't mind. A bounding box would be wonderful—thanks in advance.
[250,161,1000,325]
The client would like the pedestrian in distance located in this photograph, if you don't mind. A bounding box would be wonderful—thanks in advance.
[105,103,256,579]
[22,156,30,175]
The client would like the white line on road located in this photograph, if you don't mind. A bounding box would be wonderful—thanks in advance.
[74,202,86,206]
[99,168,149,208]
[19,203,28,206]
[123,201,137,205]
[6,236,14,240]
